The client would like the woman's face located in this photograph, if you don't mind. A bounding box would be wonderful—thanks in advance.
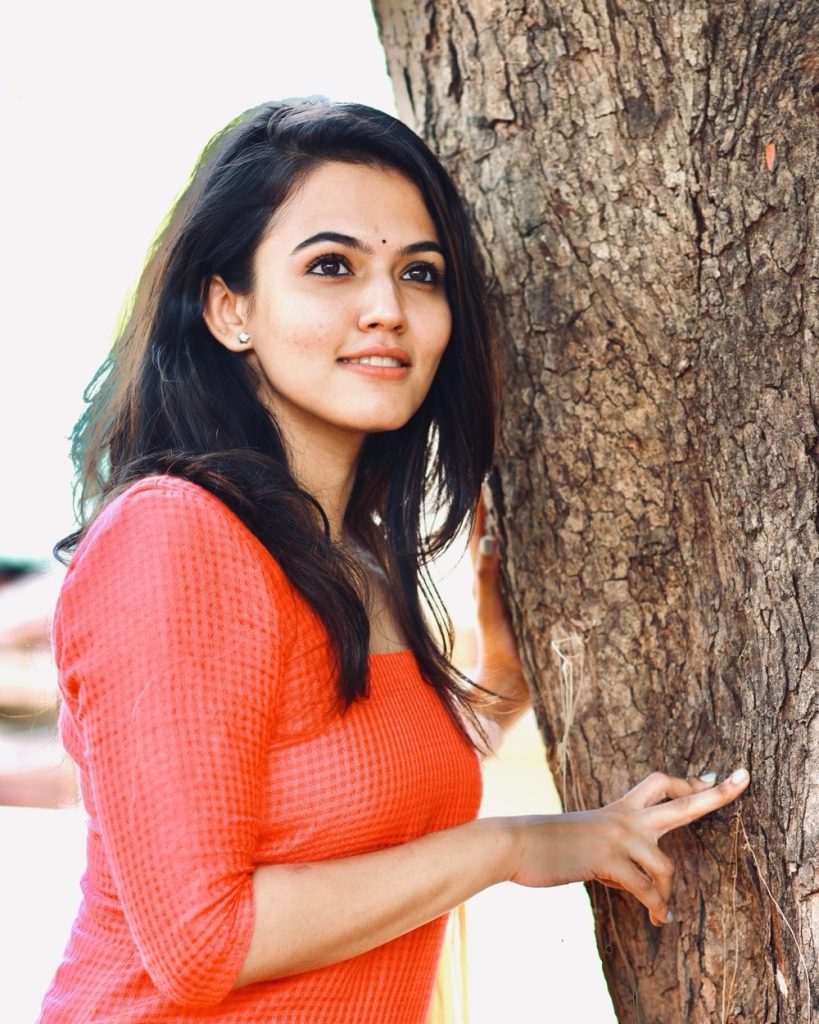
[228,161,451,450]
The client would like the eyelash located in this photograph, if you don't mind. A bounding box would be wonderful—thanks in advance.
[403,262,442,286]
[305,253,351,277]
[305,252,443,285]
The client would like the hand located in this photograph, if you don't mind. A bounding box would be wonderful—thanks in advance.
[468,491,530,718]
[501,768,751,926]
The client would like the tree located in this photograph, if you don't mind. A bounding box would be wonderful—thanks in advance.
[372,2,819,1021]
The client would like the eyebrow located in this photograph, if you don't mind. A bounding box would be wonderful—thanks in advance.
[398,240,445,258]
[290,231,444,259]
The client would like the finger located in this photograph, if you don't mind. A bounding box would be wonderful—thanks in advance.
[628,839,675,911]
[475,491,487,536]
[599,859,672,926]
[473,544,505,628]
[469,506,503,608]
[619,771,719,810]
[468,494,487,565]
[650,769,750,836]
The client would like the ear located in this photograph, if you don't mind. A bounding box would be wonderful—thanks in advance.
[203,275,252,352]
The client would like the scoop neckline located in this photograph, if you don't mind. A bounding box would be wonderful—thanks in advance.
[368,648,413,659]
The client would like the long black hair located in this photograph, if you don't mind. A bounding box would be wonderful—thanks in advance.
[57,99,499,737]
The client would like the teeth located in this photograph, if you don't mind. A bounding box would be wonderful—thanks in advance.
[341,356,405,367]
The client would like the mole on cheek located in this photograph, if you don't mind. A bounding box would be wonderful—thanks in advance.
[382,239,387,244]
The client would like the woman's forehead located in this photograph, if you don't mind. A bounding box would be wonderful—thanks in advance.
[268,161,440,248]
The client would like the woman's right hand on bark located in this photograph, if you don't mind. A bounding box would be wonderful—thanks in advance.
[496,768,750,927]
[234,769,749,988]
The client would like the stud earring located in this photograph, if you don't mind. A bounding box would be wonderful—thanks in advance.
[238,331,250,345]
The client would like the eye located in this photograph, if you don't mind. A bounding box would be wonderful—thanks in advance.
[401,262,442,285]
[306,253,352,277]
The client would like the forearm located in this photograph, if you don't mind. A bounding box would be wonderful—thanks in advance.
[234,817,514,988]
[235,768,752,988]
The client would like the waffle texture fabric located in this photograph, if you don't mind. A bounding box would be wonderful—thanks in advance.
[38,475,482,1023]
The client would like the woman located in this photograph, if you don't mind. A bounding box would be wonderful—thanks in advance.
[40,100,749,1023]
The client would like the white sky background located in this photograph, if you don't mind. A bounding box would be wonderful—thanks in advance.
[0,0,396,561]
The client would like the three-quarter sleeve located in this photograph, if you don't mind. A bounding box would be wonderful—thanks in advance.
[53,477,283,1008]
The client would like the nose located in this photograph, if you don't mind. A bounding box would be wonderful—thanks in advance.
[356,276,406,333]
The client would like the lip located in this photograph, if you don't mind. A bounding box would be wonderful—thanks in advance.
[336,346,412,367]
[337,361,410,380]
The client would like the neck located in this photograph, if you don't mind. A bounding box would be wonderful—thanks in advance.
[280,425,365,544]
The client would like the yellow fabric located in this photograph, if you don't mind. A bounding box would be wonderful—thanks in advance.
[426,904,470,1024]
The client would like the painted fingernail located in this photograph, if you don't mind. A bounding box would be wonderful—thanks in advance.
[666,910,675,923]
[730,768,749,785]
[479,535,496,557]
[698,772,717,784]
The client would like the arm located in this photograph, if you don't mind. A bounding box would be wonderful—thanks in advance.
[59,479,750,1003]
[234,768,751,987]
[467,494,532,731]
[55,479,282,1008]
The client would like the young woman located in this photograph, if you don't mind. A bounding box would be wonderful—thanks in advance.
[39,100,749,1023]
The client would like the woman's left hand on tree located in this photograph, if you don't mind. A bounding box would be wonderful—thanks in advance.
[468,491,532,729]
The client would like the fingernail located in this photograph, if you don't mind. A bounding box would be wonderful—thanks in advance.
[479,535,496,557]
[666,910,675,923]
[730,768,749,785]
[698,772,717,784]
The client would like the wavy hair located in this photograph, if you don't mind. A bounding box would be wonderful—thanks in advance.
[57,99,500,737]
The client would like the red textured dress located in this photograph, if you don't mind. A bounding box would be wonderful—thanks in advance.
[38,476,482,1023]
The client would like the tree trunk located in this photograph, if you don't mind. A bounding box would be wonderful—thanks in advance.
[372,2,819,1021]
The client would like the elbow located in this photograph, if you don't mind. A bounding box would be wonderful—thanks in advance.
[146,957,237,1010]
[157,986,221,1011]
[138,896,256,1009]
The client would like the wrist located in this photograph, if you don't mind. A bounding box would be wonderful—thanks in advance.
[476,664,528,700]
[472,666,532,730]
[466,817,520,885]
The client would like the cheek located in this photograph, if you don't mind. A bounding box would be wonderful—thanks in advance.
[441,311,453,355]
[256,313,336,362]
[424,306,452,366]
[252,288,333,347]
[412,287,450,338]
[282,296,341,353]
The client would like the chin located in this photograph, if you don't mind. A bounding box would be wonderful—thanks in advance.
[346,408,416,434]
[349,420,406,436]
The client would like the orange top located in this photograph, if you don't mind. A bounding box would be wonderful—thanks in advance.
[38,476,482,1023]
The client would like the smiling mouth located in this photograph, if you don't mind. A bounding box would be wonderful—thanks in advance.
[338,356,409,368]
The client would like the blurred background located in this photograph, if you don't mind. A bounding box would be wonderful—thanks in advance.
[0,2,614,1020]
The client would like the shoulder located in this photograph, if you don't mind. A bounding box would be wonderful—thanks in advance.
[62,475,292,619]
[55,477,286,747]
[75,475,276,575]
[80,474,248,551]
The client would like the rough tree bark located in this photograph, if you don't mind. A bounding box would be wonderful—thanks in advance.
[373,2,818,1022]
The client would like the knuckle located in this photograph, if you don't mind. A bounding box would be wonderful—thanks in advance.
[657,859,675,881]
[603,816,629,845]
[674,793,694,815]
